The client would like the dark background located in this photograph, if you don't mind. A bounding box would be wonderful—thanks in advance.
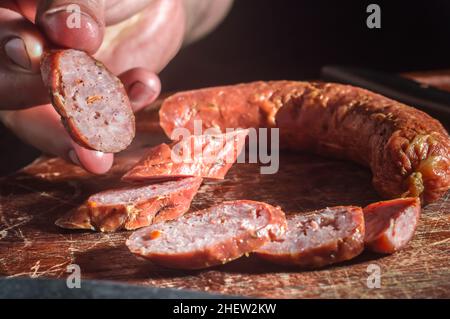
[161,0,450,90]
[2,0,450,175]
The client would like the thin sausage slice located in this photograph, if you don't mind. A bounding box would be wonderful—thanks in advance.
[159,81,450,203]
[41,49,135,153]
[254,206,365,268]
[122,129,248,181]
[363,197,421,254]
[55,177,202,232]
[126,200,287,269]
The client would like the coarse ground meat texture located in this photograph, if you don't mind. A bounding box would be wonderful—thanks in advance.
[254,206,365,268]
[126,200,287,269]
[41,49,135,153]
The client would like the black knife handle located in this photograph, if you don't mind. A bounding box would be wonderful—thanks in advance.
[321,65,450,128]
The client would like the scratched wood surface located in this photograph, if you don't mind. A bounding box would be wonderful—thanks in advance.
[1,87,450,298]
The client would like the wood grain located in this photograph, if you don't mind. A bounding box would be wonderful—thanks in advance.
[1,101,449,299]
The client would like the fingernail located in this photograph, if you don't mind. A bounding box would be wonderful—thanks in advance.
[44,7,96,29]
[68,149,81,166]
[4,38,31,70]
[41,8,102,54]
[129,82,155,104]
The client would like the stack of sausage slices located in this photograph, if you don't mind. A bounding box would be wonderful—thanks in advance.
[42,51,430,270]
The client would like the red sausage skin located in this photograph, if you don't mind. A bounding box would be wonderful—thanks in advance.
[363,197,421,254]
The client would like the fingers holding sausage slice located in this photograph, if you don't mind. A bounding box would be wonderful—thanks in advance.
[2,48,154,172]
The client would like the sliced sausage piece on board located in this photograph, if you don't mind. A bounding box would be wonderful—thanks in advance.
[159,81,450,204]
[41,49,135,153]
[122,129,248,181]
[363,197,421,254]
[254,206,365,268]
[55,177,202,232]
[126,200,287,269]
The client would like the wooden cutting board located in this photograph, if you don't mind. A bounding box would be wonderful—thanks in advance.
[1,97,450,299]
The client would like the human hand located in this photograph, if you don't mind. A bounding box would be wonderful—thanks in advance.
[0,0,173,174]
[0,0,232,174]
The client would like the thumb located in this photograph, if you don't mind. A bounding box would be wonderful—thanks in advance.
[36,0,105,54]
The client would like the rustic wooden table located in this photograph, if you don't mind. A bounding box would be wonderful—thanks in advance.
[1,75,450,298]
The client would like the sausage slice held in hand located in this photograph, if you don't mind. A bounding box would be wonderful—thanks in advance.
[41,49,135,153]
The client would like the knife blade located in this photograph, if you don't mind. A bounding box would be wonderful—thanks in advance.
[321,65,450,127]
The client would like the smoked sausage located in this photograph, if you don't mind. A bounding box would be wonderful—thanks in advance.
[56,177,202,232]
[159,81,450,204]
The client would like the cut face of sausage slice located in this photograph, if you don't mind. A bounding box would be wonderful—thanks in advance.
[122,129,248,181]
[126,200,287,269]
[41,49,135,153]
[254,206,365,268]
[55,177,202,232]
[363,197,421,254]
[159,81,450,204]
